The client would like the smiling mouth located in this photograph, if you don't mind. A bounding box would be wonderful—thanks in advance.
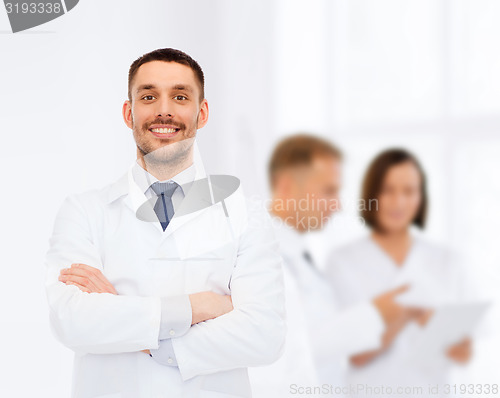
[149,127,180,134]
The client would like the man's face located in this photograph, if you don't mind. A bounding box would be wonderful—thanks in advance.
[122,61,208,164]
[279,155,342,231]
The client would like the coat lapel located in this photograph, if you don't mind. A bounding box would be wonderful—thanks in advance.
[106,140,232,239]
[112,155,214,237]
[158,162,213,239]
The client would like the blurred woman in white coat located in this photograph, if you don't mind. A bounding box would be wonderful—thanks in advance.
[325,148,475,397]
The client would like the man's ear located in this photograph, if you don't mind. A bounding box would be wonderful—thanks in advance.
[197,99,209,129]
[122,100,133,129]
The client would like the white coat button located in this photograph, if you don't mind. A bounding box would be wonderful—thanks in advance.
[169,329,175,336]
[167,358,173,364]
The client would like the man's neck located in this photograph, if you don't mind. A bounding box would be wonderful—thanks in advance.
[137,150,194,181]
[270,198,306,234]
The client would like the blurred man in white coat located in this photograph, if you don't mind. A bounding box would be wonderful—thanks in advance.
[44,48,286,398]
[249,135,411,397]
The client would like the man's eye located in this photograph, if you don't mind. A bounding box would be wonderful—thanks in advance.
[142,95,155,101]
[174,95,187,100]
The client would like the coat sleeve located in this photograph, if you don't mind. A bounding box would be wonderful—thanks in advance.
[44,194,163,355]
[171,199,287,381]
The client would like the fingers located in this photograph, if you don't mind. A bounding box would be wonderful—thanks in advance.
[223,295,234,310]
[69,263,117,294]
[222,295,234,312]
[69,264,112,289]
[59,264,117,294]
[60,273,100,292]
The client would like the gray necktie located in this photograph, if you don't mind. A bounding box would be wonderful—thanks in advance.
[150,181,179,231]
[303,250,322,276]
[303,250,315,267]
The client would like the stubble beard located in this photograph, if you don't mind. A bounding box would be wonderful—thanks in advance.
[133,121,196,177]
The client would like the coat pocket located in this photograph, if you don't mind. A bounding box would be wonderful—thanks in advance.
[148,243,237,296]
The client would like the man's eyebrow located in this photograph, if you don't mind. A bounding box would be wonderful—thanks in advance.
[172,84,193,92]
[135,83,194,94]
[136,84,156,94]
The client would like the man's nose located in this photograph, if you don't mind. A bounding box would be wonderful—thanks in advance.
[155,98,174,118]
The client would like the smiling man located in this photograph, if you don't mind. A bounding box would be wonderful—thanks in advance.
[44,48,285,398]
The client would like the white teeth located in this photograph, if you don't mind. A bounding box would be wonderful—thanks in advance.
[151,128,177,134]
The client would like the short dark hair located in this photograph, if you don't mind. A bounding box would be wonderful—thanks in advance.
[128,48,205,103]
[268,133,343,189]
[360,148,428,230]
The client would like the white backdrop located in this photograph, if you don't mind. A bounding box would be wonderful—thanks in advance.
[0,0,498,396]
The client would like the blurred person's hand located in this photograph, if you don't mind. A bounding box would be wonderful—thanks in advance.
[372,285,410,326]
[350,313,409,367]
[411,308,434,327]
[446,337,472,364]
[352,286,431,367]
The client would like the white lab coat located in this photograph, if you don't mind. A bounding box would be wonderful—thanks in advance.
[325,231,475,398]
[44,143,286,398]
[248,218,384,397]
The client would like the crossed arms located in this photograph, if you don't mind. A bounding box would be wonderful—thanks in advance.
[58,263,233,360]
[45,194,286,381]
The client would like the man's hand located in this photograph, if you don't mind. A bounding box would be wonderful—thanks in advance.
[189,291,233,325]
[141,292,233,358]
[142,292,232,357]
[58,263,117,295]
[59,265,154,355]
[446,337,472,364]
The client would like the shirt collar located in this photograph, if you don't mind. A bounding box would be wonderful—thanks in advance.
[107,139,207,205]
[131,159,197,196]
